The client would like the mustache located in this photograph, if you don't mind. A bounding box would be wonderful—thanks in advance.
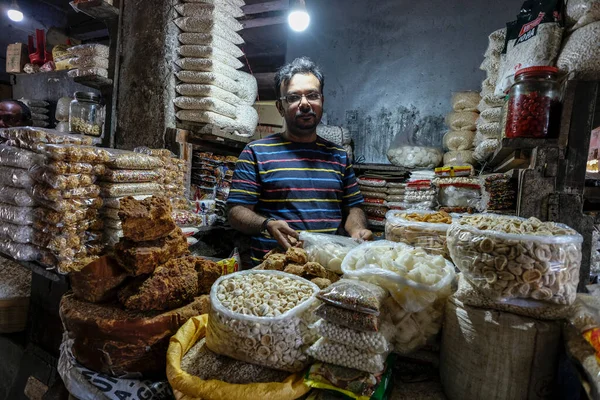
[295,110,317,118]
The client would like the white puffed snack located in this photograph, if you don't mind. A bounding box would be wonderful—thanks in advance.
[447,214,583,306]
[299,232,358,273]
[306,338,388,374]
[387,146,442,169]
[341,241,455,312]
[206,270,320,372]
[312,318,394,353]
[443,130,475,151]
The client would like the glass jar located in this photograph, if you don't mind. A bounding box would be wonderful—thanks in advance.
[504,66,561,139]
[69,92,104,137]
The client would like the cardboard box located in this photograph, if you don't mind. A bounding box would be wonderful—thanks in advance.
[253,101,285,138]
[6,43,28,74]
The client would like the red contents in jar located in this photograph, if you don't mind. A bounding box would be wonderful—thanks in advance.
[506,91,561,138]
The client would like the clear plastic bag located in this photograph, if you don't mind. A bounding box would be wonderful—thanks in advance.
[133,147,174,158]
[68,56,109,70]
[385,210,453,259]
[101,169,161,183]
[387,146,442,169]
[566,0,600,31]
[0,223,82,251]
[356,178,387,188]
[28,165,96,190]
[102,228,123,248]
[206,270,320,372]
[46,161,106,176]
[0,204,35,225]
[30,184,100,202]
[33,145,111,163]
[299,232,359,274]
[316,279,387,315]
[473,138,500,162]
[314,303,380,332]
[451,91,481,112]
[98,182,161,197]
[438,185,481,208]
[105,149,163,170]
[306,338,388,374]
[443,150,475,166]
[341,241,455,313]
[36,197,102,213]
[172,209,203,226]
[480,107,503,123]
[66,43,109,58]
[443,130,475,151]
[56,97,72,122]
[33,207,97,226]
[571,294,600,332]
[102,194,152,209]
[557,21,600,80]
[447,214,583,305]
[0,127,94,145]
[0,166,34,188]
[0,144,46,169]
[311,319,394,353]
[445,112,479,131]
[0,239,54,265]
[68,68,108,79]
[361,191,387,200]
[0,187,36,207]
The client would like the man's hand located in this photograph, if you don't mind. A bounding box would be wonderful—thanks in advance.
[267,219,299,249]
[351,228,373,242]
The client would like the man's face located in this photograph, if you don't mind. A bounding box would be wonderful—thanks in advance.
[277,73,324,135]
[0,101,27,128]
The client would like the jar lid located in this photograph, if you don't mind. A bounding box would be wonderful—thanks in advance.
[515,66,559,78]
[74,91,101,103]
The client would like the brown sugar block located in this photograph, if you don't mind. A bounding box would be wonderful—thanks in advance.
[60,292,210,378]
[304,262,328,279]
[119,257,198,311]
[118,196,176,242]
[311,278,332,289]
[283,264,306,276]
[114,228,189,276]
[70,256,128,303]
[285,247,308,264]
[263,253,286,271]
[185,256,222,294]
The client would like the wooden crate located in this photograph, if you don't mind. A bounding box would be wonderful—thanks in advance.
[0,296,29,333]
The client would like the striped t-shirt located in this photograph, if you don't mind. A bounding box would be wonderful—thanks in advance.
[227,133,363,265]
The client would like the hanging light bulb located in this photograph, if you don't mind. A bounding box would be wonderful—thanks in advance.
[288,0,310,32]
[7,0,24,22]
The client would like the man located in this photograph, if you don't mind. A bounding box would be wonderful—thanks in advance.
[0,100,32,128]
[227,57,372,266]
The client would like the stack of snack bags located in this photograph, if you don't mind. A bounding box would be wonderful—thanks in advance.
[99,149,164,247]
[474,28,506,163]
[480,173,516,213]
[357,175,411,230]
[402,170,437,210]
[65,44,110,79]
[20,99,51,128]
[0,127,108,273]
[305,279,397,398]
[173,1,259,137]
[433,174,481,214]
[443,91,480,166]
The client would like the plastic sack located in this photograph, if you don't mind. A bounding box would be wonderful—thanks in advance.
[447,214,583,305]
[0,187,36,207]
[0,144,46,169]
[312,318,393,354]
[299,232,359,273]
[166,314,309,400]
[31,145,111,163]
[206,270,320,372]
[172,209,204,227]
[0,222,83,251]
[443,130,474,151]
[28,165,95,190]
[33,207,96,226]
[557,21,600,80]
[341,241,455,313]
[67,43,109,58]
[104,148,163,170]
[314,303,380,332]
[30,184,100,202]
[0,166,34,188]
[98,182,160,197]
[473,138,500,162]
[102,194,152,209]
[443,150,475,166]
[101,168,161,183]
[438,185,481,208]
[385,210,453,259]
[445,111,478,131]
[316,279,387,315]
[480,107,503,123]
[566,0,600,30]
[133,147,174,158]
[356,178,387,188]
[306,338,388,374]
[387,146,442,169]
[571,294,600,332]
[0,240,54,265]
[0,204,35,225]
[68,56,109,70]
[435,165,473,178]
[37,197,102,213]
[68,67,108,79]
[0,127,94,146]
[46,161,106,176]
[451,92,481,112]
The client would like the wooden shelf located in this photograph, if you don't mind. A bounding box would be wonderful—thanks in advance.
[488,137,559,168]
[73,75,113,90]
[69,0,119,22]
[177,122,254,149]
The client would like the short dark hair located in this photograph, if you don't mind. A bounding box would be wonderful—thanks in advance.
[274,57,324,98]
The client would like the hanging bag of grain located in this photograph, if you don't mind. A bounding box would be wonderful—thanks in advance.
[440,296,561,400]
[566,0,600,31]
[445,112,479,131]
[167,314,310,400]
[557,21,600,80]
[451,91,481,112]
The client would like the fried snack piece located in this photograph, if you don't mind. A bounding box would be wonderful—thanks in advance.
[304,262,328,279]
[118,196,176,242]
[119,257,198,311]
[283,264,306,276]
[263,253,287,271]
[285,247,308,264]
[184,256,222,294]
[311,278,332,289]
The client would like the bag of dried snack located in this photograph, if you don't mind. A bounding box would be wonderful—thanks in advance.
[316,279,387,315]
[299,232,359,274]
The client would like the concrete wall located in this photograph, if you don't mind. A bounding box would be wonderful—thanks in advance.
[286,0,522,163]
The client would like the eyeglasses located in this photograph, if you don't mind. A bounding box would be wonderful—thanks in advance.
[279,92,322,105]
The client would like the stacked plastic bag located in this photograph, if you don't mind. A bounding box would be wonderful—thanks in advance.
[55,97,72,133]
[20,99,50,128]
[66,44,110,79]
[316,124,353,161]
[474,28,506,163]
[356,176,413,228]
[0,127,108,273]
[443,92,480,166]
[173,0,259,137]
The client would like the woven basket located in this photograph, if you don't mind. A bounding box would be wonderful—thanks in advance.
[0,297,29,333]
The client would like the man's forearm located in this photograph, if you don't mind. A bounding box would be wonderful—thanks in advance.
[228,205,266,235]
[345,207,368,236]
